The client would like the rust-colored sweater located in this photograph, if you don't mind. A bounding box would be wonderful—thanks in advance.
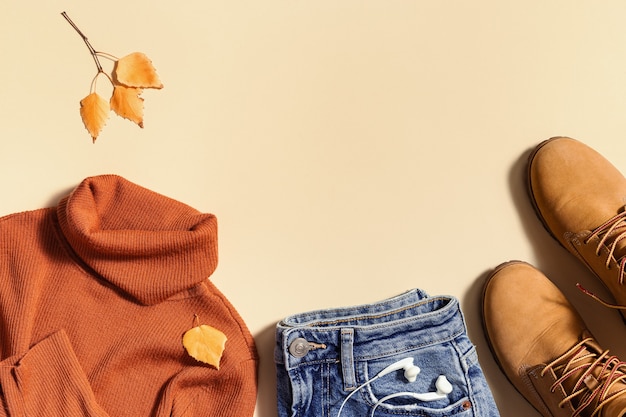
[0,175,258,416]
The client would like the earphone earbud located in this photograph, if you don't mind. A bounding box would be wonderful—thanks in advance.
[435,375,453,395]
[377,358,421,382]
[407,375,453,401]
[403,364,421,383]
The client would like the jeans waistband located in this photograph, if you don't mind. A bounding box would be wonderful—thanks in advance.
[275,289,466,370]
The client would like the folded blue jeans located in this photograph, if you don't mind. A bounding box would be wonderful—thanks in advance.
[275,289,500,417]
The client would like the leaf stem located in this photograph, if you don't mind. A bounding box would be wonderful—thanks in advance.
[89,71,113,94]
[61,11,103,73]
[96,51,120,62]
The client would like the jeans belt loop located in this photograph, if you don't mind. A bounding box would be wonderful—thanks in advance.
[340,328,356,391]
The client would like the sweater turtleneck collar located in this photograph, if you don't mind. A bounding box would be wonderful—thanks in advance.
[56,175,218,305]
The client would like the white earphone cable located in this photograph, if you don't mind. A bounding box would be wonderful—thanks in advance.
[335,358,452,417]
[336,375,380,417]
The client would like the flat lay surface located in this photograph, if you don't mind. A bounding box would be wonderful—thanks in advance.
[4,2,626,416]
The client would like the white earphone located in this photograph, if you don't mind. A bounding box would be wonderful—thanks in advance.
[336,357,453,417]
[376,357,421,382]
[369,375,453,417]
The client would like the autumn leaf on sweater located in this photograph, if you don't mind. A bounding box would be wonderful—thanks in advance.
[182,324,227,369]
[111,85,144,127]
[80,92,110,143]
[114,52,163,89]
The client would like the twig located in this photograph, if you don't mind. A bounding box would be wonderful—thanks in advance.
[61,11,103,73]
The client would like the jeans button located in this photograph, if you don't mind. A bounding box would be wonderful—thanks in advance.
[289,337,310,357]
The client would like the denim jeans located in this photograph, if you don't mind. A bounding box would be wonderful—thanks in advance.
[275,289,500,417]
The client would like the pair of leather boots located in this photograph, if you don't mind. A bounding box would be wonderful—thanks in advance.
[483,137,626,417]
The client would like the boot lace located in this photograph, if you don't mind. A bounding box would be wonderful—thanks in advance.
[585,211,626,283]
[577,210,626,309]
[542,338,626,417]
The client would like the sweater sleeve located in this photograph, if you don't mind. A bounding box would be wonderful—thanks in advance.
[0,330,111,417]
[156,358,258,417]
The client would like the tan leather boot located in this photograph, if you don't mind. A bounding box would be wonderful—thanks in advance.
[528,137,626,318]
[482,261,626,417]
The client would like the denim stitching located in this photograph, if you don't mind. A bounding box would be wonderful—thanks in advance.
[289,297,453,328]
[355,330,465,362]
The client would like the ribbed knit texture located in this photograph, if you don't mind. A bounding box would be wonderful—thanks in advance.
[0,175,258,417]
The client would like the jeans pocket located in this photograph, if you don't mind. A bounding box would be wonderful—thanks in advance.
[358,344,475,416]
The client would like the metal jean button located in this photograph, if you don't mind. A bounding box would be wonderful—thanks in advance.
[289,337,327,358]
[289,338,310,357]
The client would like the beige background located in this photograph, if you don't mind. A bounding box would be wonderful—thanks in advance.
[3,1,626,416]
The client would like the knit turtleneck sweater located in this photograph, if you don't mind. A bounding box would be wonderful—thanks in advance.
[0,175,258,417]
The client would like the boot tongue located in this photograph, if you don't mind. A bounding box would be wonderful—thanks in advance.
[600,396,626,417]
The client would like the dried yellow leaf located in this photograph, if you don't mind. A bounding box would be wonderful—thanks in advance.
[80,92,110,142]
[110,85,144,128]
[182,324,227,369]
[115,52,163,89]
